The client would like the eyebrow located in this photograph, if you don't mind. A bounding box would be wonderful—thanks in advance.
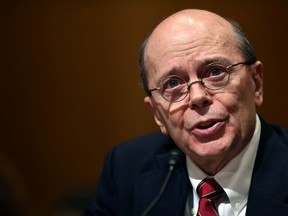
[155,67,187,85]
[157,56,232,81]
[198,57,231,66]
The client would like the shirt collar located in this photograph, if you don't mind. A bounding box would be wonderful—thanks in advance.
[186,114,261,215]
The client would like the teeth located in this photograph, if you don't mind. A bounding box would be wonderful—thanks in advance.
[197,121,216,129]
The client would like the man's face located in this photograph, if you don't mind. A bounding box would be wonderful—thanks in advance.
[144,12,263,171]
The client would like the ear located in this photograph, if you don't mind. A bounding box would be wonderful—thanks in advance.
[252,61,264,107]
[144,96,169,135]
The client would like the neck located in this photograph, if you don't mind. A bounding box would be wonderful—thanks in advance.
[188,148,242,176]
[195,158,231,176]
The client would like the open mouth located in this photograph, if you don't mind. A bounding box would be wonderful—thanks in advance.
[191,118,226,137]
[196,121,218,129]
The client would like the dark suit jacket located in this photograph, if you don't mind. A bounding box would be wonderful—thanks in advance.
[84,118,288,215]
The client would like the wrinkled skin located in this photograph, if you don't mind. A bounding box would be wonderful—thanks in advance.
[143,9,263,175]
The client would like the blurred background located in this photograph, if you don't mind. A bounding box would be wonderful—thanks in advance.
[1,0,288,215]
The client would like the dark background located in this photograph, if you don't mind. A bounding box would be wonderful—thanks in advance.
[1,0,288,215]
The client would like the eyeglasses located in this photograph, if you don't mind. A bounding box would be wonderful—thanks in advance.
[148,61,254,103]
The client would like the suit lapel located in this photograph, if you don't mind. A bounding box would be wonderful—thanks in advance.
[246,119,288,215]
[133,151,190,216]
[132,119,288,216]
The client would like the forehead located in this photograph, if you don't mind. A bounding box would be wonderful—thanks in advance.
[144,11,239,78]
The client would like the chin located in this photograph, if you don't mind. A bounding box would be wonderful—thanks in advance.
[190,138,232,157]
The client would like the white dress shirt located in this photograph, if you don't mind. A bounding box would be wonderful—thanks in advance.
[185,114,261,216]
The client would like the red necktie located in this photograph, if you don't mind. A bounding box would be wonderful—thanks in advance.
[197,177,224,216]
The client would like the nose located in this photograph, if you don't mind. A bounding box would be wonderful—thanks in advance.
[187,82,212,109]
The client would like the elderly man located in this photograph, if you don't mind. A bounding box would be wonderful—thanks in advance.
[84,9,288,216]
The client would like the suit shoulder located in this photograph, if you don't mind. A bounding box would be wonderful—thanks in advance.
[269,124,288,143]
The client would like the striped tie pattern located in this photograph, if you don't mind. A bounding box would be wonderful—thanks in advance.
[196,177,224,216]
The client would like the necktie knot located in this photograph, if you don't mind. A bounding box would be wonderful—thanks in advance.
[197,177,224,200]
[196,177,224,216]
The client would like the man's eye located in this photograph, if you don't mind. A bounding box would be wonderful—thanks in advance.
[210,67,223,76]
[205,66,226,77]
[162,77,186,90]
[167,79,180,88]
